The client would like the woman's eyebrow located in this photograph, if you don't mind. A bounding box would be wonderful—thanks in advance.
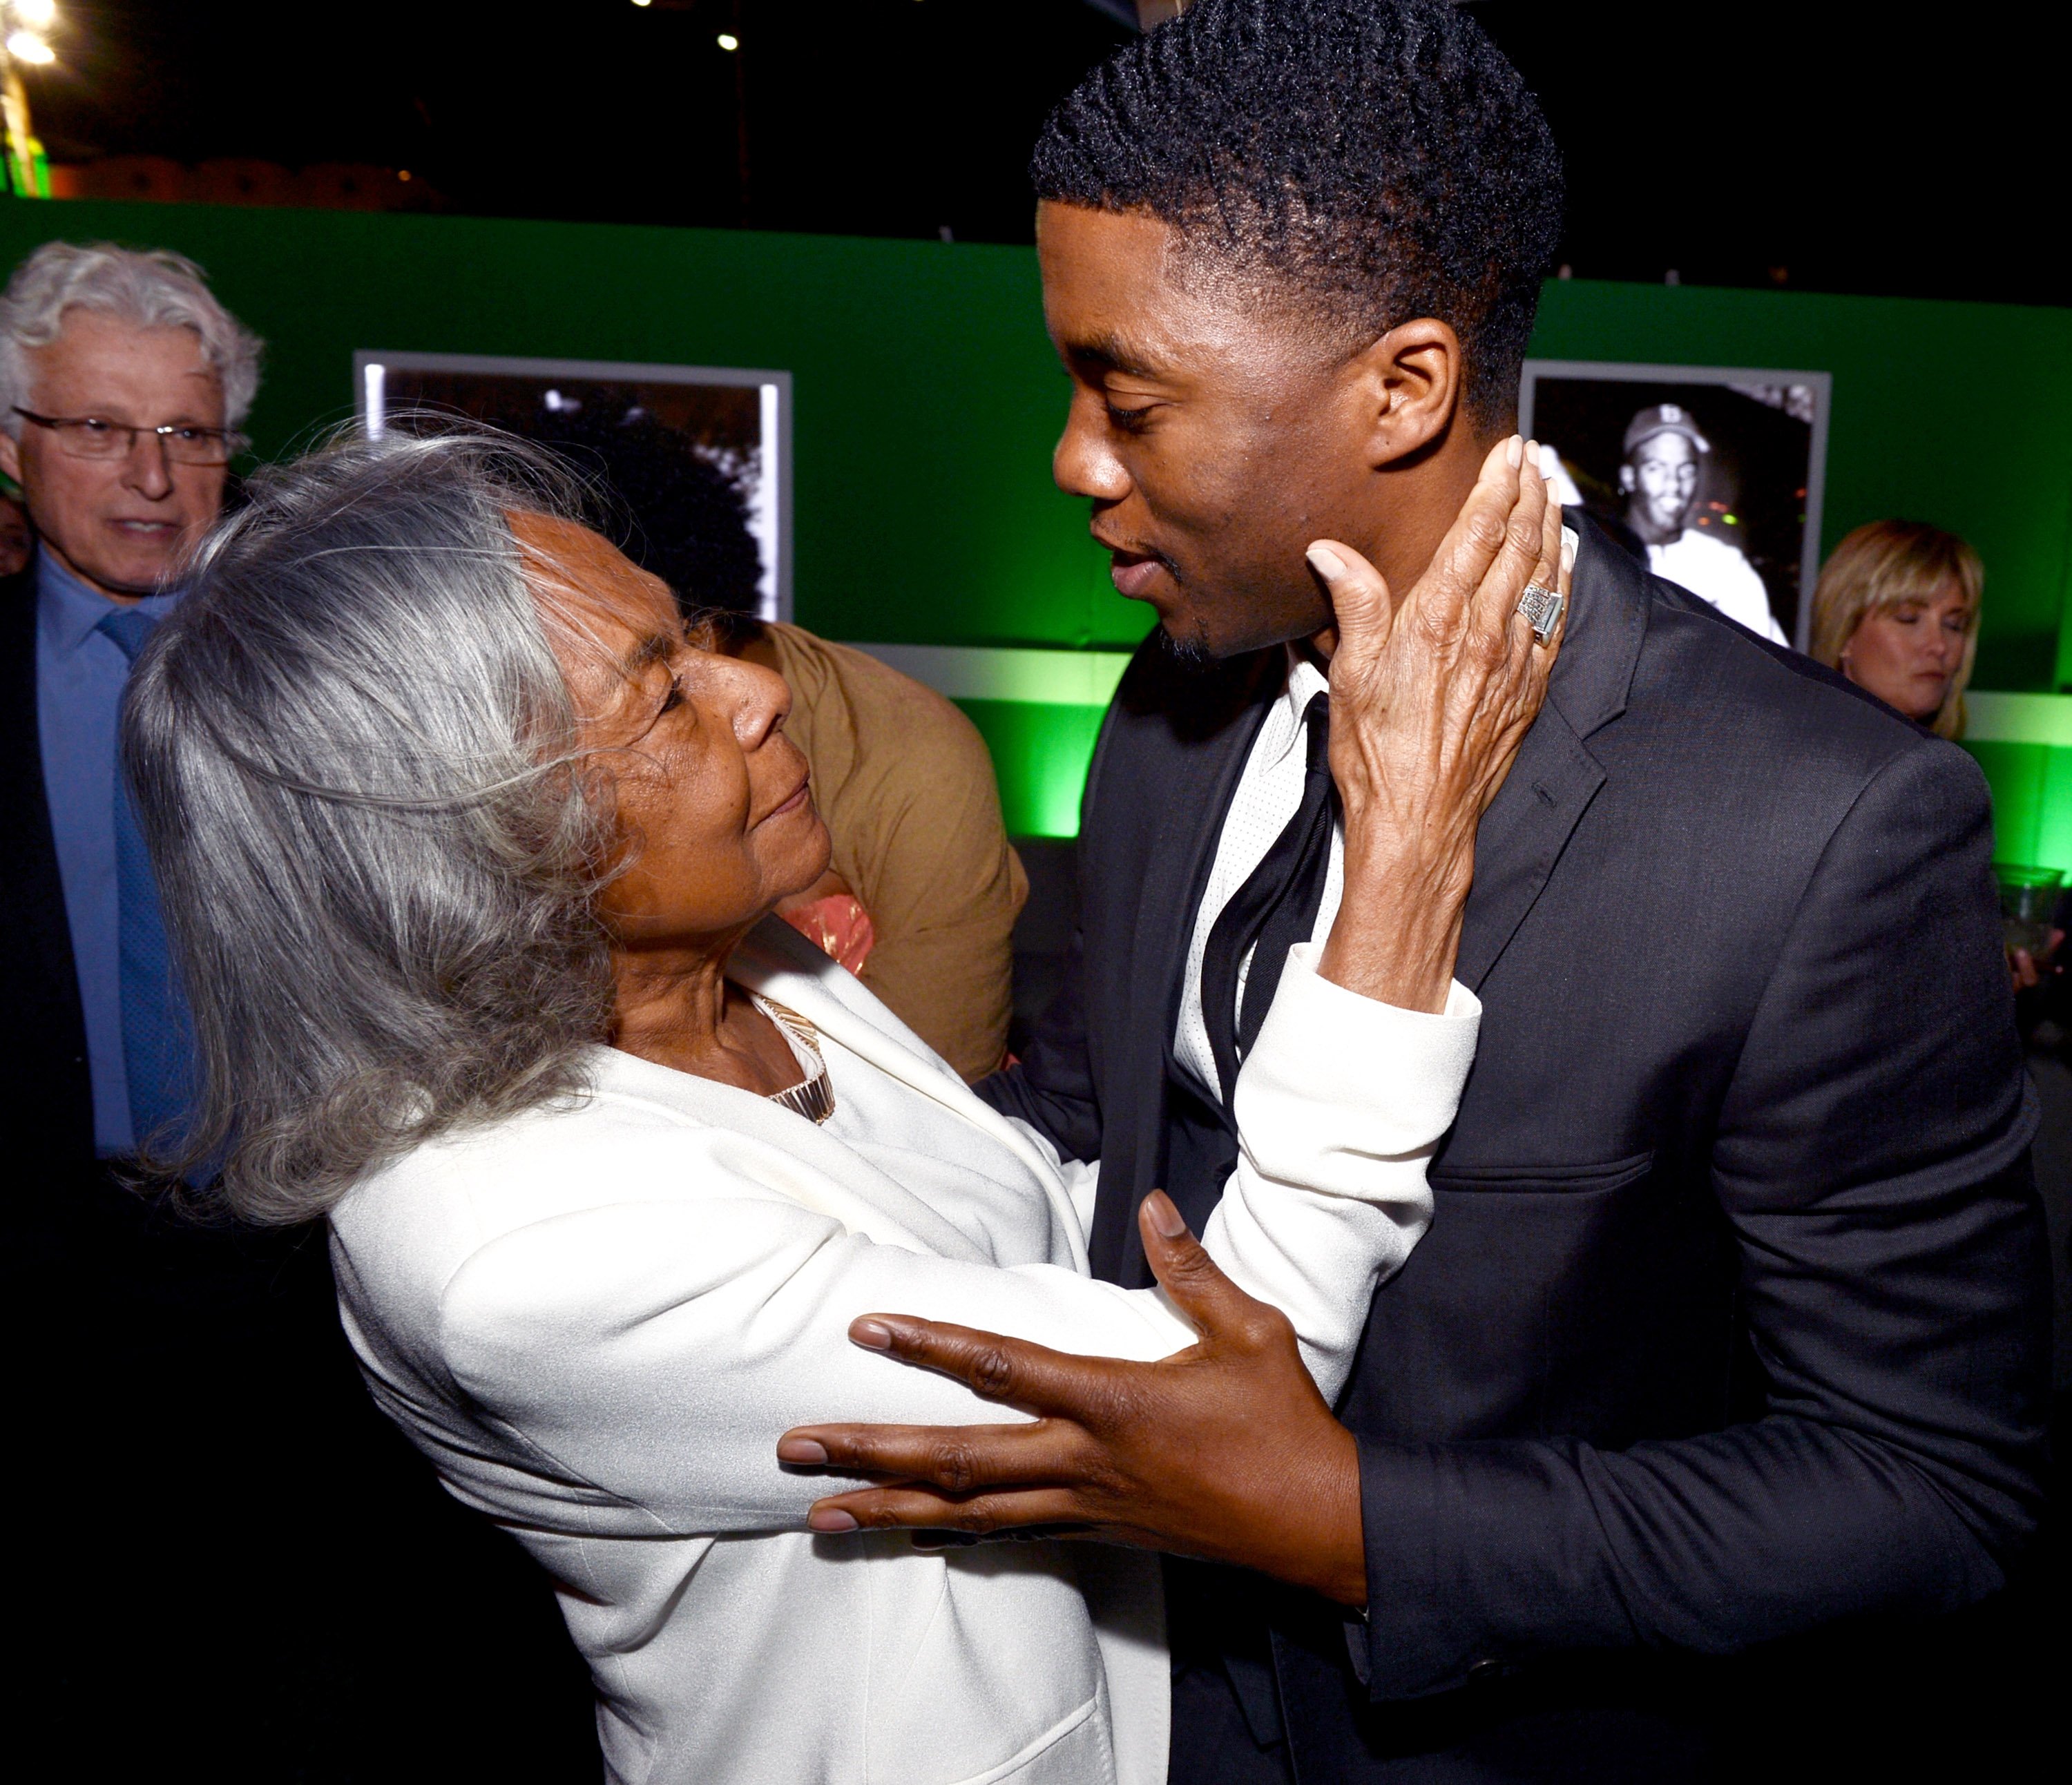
[620,631,678,677]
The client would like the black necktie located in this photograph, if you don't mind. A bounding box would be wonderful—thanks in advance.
[1199,691,1336,1108]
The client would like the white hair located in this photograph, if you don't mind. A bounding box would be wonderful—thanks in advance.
[121,425,625,1222]
[0,240,265,434]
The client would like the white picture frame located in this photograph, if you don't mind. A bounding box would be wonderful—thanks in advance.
[354,349,794,622]
[1521,359,1831,650]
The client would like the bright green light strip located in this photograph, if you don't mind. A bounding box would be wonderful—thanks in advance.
[854,653,2072,751]
[850,644,1132,708]
[1965,692,2072,748]
[851,648,2072,852]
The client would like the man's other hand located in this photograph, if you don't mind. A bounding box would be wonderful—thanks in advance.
[775,1191,1368,1606]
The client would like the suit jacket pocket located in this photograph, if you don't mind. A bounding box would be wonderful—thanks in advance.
[1343,1146,1736,1447]
[1426,1148,1656,1195]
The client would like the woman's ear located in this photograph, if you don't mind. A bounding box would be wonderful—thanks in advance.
[1345,317,1464,470]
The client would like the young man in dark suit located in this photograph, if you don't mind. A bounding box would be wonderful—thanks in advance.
[777,3,2051,1778]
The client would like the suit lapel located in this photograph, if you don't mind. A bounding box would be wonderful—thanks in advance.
[0,568,87,1056]
[1125,700,1267,1094]
[1454,700,1604,990]
[1093,654,1275,1286]
[729,916,1094,1269]
[1455,519,1644,990]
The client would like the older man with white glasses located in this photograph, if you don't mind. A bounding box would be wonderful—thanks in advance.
[0,242,339,1768]
[0,242,257,1167]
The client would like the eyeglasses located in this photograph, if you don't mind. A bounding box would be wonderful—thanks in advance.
[12,407,249,467]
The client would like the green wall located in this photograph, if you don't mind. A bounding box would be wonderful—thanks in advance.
[0,199,1139,655]
[5,200,2071,844]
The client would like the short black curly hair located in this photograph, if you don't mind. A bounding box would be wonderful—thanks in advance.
[1032,0,1562,428]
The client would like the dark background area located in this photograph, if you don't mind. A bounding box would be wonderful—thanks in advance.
[14,0,2069,308]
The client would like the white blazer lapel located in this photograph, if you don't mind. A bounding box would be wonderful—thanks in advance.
[579,1045,992,1261]
[729,918,1091,1273]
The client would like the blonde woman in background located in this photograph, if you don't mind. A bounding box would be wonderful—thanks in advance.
[1807,520,2050,981]
[1810,519,1982,740]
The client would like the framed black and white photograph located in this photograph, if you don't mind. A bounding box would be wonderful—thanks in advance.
[354,349,793,621]
[1520,360,1830,650]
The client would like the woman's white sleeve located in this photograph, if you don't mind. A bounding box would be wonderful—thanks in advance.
[434,943,1472,1537]
[432,1130,1196,1539]
[1198,940,1479,1401]
[1015,944,1475,1408]
[1010,943,1475,1401]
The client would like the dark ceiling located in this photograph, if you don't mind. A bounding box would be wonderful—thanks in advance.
[17,0,2066,308]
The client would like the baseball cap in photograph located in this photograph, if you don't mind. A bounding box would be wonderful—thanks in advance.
[1622,403,1711,456]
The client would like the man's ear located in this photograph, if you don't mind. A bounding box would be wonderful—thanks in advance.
[1345,318,1463,469]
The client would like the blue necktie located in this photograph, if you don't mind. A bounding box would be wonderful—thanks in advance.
[96,607,195,1151]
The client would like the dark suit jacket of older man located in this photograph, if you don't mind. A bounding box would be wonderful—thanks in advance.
[980,520,2051,1780]
[0,564,94,1192]
[0,560,316,1367]
[0,561,358,1759]
[0,563,595,1773]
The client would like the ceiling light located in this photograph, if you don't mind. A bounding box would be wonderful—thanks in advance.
[13,0,57,30]
[6,30,55,64]
[716,32,739,51]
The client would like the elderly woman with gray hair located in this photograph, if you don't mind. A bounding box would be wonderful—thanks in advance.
[122,426,1565,1785]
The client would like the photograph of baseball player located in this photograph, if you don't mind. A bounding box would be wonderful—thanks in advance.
[1522,361,1830,649]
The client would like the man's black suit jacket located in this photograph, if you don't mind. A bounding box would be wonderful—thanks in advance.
[0,561,316,1334]
[981,523,2051,1777]
[0,566,94,1193]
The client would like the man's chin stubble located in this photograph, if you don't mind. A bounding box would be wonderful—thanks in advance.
[1156,619,1216,668]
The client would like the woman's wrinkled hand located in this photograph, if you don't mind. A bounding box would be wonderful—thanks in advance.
[775,1191,1369,1606]
[1305,434,1569,1012]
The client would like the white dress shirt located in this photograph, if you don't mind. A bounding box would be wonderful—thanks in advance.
[1647,527,1788,645]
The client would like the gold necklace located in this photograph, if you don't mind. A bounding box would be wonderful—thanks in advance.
[753,996,836,1125]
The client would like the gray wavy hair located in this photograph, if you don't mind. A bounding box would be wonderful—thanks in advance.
[0,240,265,432]
[121,427,624,1224]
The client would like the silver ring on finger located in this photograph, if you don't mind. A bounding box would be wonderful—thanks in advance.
[1517,581,1564,644]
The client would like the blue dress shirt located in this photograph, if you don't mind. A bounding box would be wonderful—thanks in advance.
[35,549,182,1155]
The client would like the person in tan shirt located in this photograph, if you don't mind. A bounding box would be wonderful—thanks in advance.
[738,621,1026,1079]
[533,405,1025,1079]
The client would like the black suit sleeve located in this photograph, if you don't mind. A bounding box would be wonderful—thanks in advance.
[974,903,1104,1164]
[1356,739,2051,1699]
[974,695,1131,1164]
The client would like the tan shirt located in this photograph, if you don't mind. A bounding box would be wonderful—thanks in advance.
[756,623,1026,1080]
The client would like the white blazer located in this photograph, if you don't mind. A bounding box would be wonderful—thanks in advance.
[328,917,1477,1785]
